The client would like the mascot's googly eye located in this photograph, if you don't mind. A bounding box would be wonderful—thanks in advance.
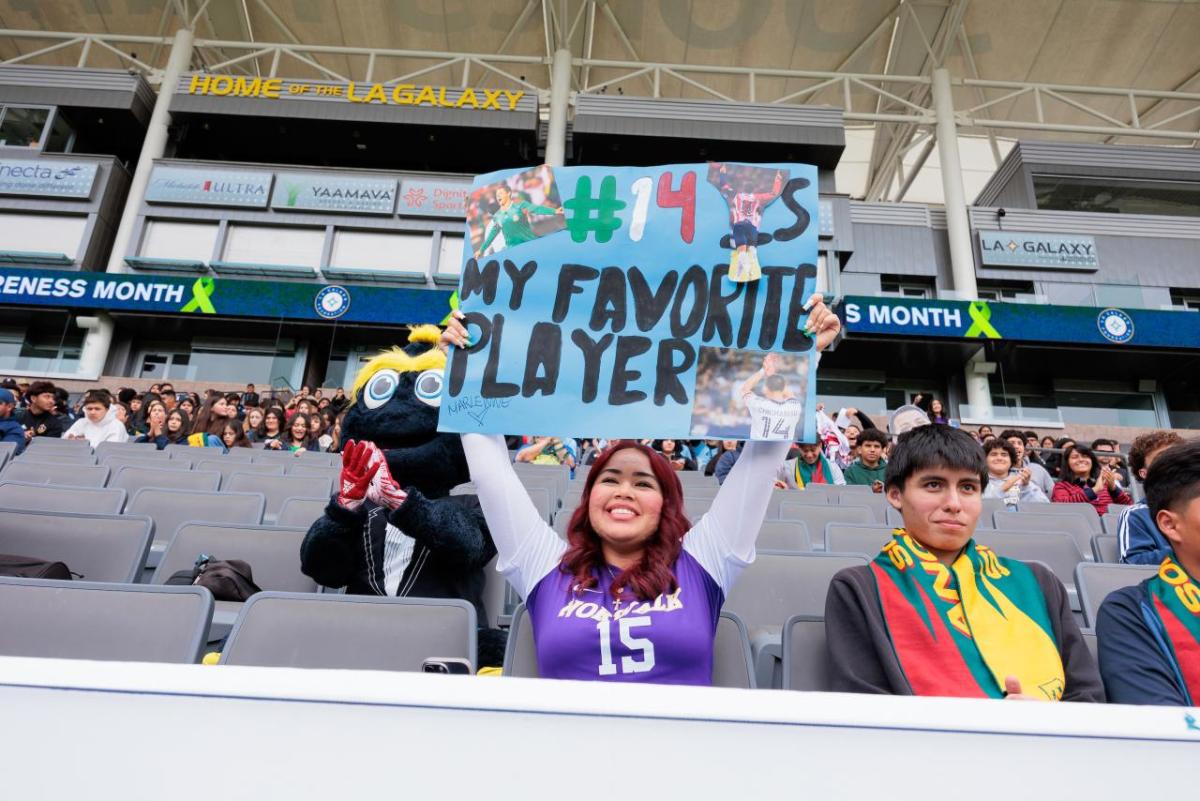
[363,369,400,409]
[414,369,444,408]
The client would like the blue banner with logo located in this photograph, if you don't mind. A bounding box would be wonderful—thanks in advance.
[0,267,451,325]
[841,295,1199,349]
[438,162,821,440]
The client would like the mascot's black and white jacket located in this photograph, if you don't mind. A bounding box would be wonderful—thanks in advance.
[300,326,499,657]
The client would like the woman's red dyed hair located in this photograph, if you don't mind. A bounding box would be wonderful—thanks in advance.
[560,440,691,603]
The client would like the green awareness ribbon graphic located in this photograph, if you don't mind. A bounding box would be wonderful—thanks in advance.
[964,301,1001,339]
[180,277,216,314]
[440,290,459,326]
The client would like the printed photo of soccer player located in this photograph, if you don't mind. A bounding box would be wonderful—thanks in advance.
[466,165,566,258]
[689,347,810,441]
[707,162,790,283]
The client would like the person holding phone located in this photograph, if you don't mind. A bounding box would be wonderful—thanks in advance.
[1051,443,1131,516]
[439,295,840,685]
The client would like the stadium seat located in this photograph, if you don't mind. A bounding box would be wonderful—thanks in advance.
[0,509,153,583]
[0,460,109,487]
[974,530,1085,603]
[777,504,875,549]
[252,450,338,468]
[993,510,1095,562]
[152,522,313,593]
[781,614,830,691]
[100,454,192,472]
[684,494,714,519]
[1075,562,1158,628]
[196,458,284,490]
[840,491,890,523]
[767,489,827,519]
[1102,512,1124,536]
[502,603,755,689]
[0,481,126,515]
[127,488,266,555]
[1024,502,1104,534]
[981,498,1011,519]
[825,523,894,557]
[481,555,507,629]
[287,463,340,482]
[756,520,812,551]
[1092,535,1120,563]
[94,441,171,459]
[223,473,334,523]
[166,443,251,463]
[110,465,220,495]
[0,577,212,664]
[0,441,15,469]
[220,592,476,671]
[275,496,329,529]
[24,437,91,452]
[724,550,869,688]
[14,451,98,466]
[523,485,552,523]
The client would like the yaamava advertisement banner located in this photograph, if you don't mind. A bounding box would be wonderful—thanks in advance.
[438,161,822,441]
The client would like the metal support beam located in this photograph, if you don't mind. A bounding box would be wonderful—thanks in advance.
[545,47,572,166]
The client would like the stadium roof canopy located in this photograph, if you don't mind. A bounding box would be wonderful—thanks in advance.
[0,0,1197,202]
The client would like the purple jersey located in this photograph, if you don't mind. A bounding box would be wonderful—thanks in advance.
[525,550,724,685]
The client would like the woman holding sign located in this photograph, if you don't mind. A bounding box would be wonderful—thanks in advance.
[440,296,839,685]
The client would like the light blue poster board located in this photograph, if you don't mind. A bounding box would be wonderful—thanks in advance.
[438,161,820,441]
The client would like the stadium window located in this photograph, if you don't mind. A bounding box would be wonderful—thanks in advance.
[140,220,219,262]
[437,234,465,276]
[0,211,85,259]
[816,376,887,421]
[976,281,1034,303]
[1055,389,1159,428]
[224,224,324,268]
[1033,174,1200,218]
[880,276,933,298]
[139,339,300,384]
[0,106,50,148]
[1170,289,1200,311]
[328,229,432,275]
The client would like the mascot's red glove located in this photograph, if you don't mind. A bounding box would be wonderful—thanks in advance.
[367,448,408,510]
[337,439,380,511]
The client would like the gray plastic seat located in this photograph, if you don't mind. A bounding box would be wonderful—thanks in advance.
[0,441,15,469]
[0,461,110,487]
[24,437,92,453]
[839,491,891,522]
[1080,627,1098,663]
[782,614,830,691]
[1102,512,1124,536]
[766,489,827,519]
[481,555,507,629]
[777,503,875,549]
[0,577,212,663]
[1092,534,1120,563]
[287,464,341,482]
[0,481,126,515]
[152,522,313,594]
[95,441,172,459]
[275,496,329,529]
[101,454,192,472]
[825,523,895,557]
[220,592,476,671]
[0,508,153,583]
[974,530,1085,599]
[225,473,335,523]
[502,603,755,688]
[993,510,1096,562]
[756,520,812,551]
[110,465,220,495]
[252,450,338,468]
[127,488,266,552]
[15,451,98,465]
[1075,562,1158,628]
[1026,501,1105,534]
[196,459,285,490]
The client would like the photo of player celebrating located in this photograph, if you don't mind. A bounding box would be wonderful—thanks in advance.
[467,165,566,258]
[689,347,810,441]
[707,162,789,283]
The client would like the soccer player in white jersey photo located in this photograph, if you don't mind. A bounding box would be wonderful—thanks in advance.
[739,352,804,442]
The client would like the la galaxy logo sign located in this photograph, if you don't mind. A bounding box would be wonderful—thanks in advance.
[1097,308,1134,344]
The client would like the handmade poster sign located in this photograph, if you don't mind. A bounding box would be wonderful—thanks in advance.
[438,161,820,441]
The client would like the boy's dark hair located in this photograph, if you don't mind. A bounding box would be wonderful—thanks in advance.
[884,425,987,491]
[82,389,112,408]
[1091,438,1117,451]
[765,375,786,392]
[998,429,1025,444]
[1023,430,1038,441]
[1062,444,1099,483]
[984,438,1018,467]
[1128,430,1185,479]
[1144,440,1200,518]
[858,428,888,447]
[26,380,55,397]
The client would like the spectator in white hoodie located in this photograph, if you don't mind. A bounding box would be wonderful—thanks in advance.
[63,390,129,447]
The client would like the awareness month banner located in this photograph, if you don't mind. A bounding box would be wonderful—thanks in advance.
[439,161,821,441]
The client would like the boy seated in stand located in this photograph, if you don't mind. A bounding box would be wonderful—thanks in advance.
[1097,440,1200,706]
[824,424,1104,701]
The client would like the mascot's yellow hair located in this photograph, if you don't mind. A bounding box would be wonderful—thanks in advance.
[350,325,446,405]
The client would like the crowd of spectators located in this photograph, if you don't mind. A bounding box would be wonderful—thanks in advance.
[0,378,350,456]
